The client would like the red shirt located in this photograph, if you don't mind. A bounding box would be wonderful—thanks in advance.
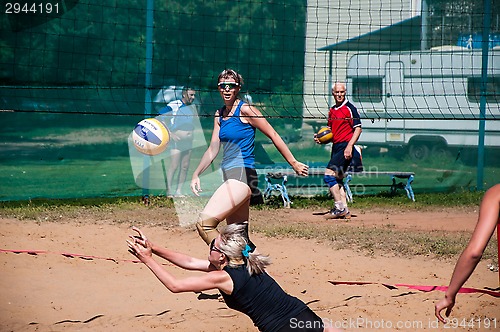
[327,100,361,143]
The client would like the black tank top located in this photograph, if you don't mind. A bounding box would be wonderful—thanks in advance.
[221,265,307,332]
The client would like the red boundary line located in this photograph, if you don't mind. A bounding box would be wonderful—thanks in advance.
[0,248,175,265]
[2,248,498,297]
[328,281,500,298]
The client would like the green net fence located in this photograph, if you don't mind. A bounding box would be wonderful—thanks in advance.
[0,0,499,201]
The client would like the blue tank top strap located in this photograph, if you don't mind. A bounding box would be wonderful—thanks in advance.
[218,99,245,124]
[233,99,244,116]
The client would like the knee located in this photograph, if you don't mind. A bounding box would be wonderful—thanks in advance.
[323,175,338,188]
[182,162,190,170]
[196,213,221,245]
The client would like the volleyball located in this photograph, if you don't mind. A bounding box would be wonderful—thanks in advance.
[316,127,333,144]
[132,118,170,156]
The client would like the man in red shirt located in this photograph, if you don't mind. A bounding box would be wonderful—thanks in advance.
[314,82,363,219]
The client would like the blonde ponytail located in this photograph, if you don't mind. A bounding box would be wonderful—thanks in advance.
[219,223,271,275]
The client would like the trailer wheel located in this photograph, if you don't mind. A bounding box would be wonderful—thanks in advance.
[431,145,452,160]
[408,143,430,162]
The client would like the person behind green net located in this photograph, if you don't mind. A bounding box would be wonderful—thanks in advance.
[158,87,197,197]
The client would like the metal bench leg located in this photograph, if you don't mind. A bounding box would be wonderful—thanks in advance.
[390,176,398,195]
[263,175,292,208]
[405,175,415,201]
[263,177,273,199]
[344,174,353,202]
[279,175,291,208]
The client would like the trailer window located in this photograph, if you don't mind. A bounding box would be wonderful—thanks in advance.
[467,77,500,103]
[352,78,383,103]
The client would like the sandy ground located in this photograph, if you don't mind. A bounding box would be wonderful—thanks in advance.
[0,206,498,332]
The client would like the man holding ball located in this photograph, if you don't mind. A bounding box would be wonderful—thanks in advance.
[314,82,363,220]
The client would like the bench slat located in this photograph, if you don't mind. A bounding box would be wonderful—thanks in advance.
[257,168,414,178]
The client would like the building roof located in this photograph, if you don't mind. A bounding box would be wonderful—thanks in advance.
[318,15,422,52]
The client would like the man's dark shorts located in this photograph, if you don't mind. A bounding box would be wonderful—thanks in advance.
[326,141,363,177]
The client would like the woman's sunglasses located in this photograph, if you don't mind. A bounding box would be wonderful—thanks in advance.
[210,238,223,253]
[217,82,240,90]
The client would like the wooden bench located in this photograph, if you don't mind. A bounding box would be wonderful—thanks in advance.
[256,167,415,207]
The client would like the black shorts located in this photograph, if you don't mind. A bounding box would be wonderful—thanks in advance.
[326,141,363,177]
[222,167,264,205]
[277,308,325,332]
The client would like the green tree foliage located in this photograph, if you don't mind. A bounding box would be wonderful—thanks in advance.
[426,0,500,47]
[0,0,306,94]
[152,0,307,95]
[0,0,146,86]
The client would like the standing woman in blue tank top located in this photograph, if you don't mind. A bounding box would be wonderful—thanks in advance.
[190,69,309,248]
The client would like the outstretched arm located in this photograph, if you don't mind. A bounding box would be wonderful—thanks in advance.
[243,104,308,176]
[151,245,213,271]
[434,184,500,323]
[127,228,233,294]
[128,227,212,272]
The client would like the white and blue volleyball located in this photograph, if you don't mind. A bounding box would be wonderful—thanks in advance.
[132,118,170,156]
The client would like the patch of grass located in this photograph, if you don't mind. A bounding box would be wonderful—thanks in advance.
[252,222,497,261]
[0,196,175,220]
[255,190,484,211]
[0,192,495,262]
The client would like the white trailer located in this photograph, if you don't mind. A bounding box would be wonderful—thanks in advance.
[342,48,499,161]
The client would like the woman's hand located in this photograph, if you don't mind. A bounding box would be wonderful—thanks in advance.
[291,160,309,176]
[434,296,455,323]
[127,226,152,261]
[190,176,202,196]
